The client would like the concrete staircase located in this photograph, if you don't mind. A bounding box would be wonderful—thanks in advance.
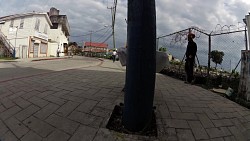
[0,30,14,58]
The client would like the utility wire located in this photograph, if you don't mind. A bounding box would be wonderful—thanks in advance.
[70,26,111,37]
[94,27,112,42]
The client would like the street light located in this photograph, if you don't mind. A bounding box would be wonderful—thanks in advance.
[243,18,248,50]
[14,26,18,58]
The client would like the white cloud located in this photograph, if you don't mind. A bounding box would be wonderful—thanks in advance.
[0,0,249,48]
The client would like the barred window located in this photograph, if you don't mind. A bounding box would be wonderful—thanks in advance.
[40,43,47,54]
[30,41,34,53]
[44,24,48,34]
[20,17,24,29]
[34,18,40,31]
[10,20,14,27]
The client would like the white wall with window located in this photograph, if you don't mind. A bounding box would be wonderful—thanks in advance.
[0,13,52,58]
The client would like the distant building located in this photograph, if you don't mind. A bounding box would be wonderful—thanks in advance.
[83,42,108,57]
[47,7,70,57]
[0,7,70,58]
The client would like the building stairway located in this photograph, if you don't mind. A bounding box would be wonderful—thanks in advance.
[0,30,14,58]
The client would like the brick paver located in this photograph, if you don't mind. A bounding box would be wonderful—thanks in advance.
[5,117,29,138]
[15,105,40,121]
[55,101,79,117]
[0,106,21,120]
[76,99,98,113]
[45,114,79,135]
[12,97,31,109]
[28,96,49,108]
[0,58,250,140]
[0,131,19,141]
[23,116,55,137]
[44,129,70,141]
[69,125,98,141]
[20,130,42,141]
[0,120,8,136]
[34,103,59,120]
[188,121,209,140]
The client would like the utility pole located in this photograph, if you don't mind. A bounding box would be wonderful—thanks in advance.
[107,0,117,49]
[89,30,93,46]
[123,0,156,132]
[89,30,93,56]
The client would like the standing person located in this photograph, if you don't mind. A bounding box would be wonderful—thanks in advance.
[185,33,197,84]
[57,47,60,57]
[112,49,117,63]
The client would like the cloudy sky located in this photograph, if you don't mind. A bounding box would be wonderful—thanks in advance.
[0,0,250,48]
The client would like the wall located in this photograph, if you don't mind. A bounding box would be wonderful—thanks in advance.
[0,14,50,58]
[48,24,68,57]
[48,42,58,57]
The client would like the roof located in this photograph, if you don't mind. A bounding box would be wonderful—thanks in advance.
[84,42,108,48]
[0,12,53,26]
[83,48,106,53]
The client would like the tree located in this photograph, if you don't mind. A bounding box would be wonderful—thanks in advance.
[159,47,167,52]
[68,42,78,47]
[210,50,224,68]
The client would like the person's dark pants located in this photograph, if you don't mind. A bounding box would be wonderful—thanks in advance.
[185,59,194,83]
[112,55,116,62]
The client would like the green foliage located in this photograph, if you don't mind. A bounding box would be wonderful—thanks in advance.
[210,50,224,68]
[74,48,83,55]
[68,42,78,47]
[159,47,167,52]
[231,70,240,78]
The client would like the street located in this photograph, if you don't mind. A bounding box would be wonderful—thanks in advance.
[0,56,249,141]
[0,56,102,82]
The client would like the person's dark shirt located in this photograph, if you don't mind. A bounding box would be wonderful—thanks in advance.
[185,40,197,60]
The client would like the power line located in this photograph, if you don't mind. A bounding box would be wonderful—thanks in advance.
[94,27,112,42]
[70,26,111,37]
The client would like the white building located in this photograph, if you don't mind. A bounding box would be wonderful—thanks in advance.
[47,7,70,57]
[0,7,70,58]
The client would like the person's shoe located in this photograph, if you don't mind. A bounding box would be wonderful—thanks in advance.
[191,79,195,85]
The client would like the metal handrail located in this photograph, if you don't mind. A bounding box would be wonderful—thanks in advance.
[0,30,14,57]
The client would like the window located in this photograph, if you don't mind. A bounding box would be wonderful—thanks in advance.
[34,18,40,31]
[44,24,48,34]
[40,43,47,54]
[10,20,14,27]
[30,41,34,53]
[19,17,24,29]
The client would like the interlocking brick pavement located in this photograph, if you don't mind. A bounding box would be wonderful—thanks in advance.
[0,58,249,140]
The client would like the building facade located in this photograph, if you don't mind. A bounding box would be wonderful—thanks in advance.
[47,7,70,57]
[83,42,108,57]
[0,12,52,58]
[0,7,70,58]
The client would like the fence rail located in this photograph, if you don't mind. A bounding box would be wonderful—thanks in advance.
[158,26,247,84]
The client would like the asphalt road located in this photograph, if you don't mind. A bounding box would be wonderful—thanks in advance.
[0,56,101,82]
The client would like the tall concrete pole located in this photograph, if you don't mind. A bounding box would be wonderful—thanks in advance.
[123,0,156,132]
[246,14,250,50]
[108,0,117,49]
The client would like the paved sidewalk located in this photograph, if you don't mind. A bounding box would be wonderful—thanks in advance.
[0,58,250,141]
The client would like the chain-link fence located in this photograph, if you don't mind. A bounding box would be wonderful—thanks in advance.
[211,31,246,72]
[158,27,247,89]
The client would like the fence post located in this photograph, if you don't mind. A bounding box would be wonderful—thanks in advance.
[207,35,211,79]
[156,37,159,51]
[245,26,248,50]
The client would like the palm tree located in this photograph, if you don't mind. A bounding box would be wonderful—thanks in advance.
[210,50,224,69]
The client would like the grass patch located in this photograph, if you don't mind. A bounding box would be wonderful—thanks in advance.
[0,57,16,60]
